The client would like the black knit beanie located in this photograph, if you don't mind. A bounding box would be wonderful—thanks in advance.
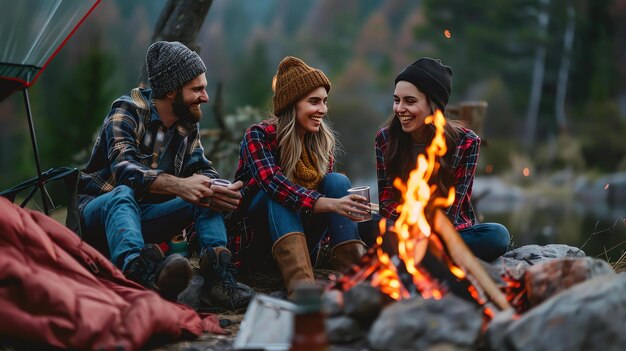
[146,41,206,98]
[394,57,452,112]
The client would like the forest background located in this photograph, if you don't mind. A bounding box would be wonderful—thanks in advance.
[1,0,624,257]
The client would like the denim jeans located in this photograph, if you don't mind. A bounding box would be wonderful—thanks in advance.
[246,173,362,259]
[82,185,227,270]
[361,213,510,262]
[458,223,510,262]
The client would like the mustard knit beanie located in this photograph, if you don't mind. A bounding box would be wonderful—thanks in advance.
[272,56,331,116]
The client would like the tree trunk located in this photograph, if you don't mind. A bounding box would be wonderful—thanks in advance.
[523,0,551,150]
[138,0,213,86]
[555,2,575,134]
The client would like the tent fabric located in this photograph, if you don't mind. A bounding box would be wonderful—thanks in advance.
[0,0,101,101]
[0,197,225,351]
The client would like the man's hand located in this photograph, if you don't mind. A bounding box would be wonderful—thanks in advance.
[207,180,243,212]
[150,173,213,203]
[149,174,242,211]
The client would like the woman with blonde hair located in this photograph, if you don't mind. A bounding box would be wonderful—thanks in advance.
[227,56,370,298]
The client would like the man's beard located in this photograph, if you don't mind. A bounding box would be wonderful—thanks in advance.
[172,91,202,123]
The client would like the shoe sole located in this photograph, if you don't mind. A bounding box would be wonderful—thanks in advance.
[153,254,192,301]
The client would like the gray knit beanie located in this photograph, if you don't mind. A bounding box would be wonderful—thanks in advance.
[146,41,206,98]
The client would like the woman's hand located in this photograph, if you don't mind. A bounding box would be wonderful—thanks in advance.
[313,195,371,221]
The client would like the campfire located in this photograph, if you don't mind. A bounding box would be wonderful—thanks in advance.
[331,110,510,316]
[233,110,624,350]
[234,111,624,351]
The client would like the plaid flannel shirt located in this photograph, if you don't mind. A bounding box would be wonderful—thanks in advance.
[78,88,218,209]
[375,126,480,230]
[227,120,332,255]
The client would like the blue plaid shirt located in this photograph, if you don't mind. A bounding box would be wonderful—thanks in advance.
[78,88,218,209]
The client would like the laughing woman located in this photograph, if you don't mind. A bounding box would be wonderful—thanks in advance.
[375,57,510,262]
[227,56,370,298]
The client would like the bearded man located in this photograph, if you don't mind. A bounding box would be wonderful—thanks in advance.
[78,41,254,311]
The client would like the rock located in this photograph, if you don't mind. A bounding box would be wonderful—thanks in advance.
[327,315,367,344]
[492,244,586,279]
[344,284,384,328]
[177,275,204,310]
[486,273,626,351]
[368,295,482,351]
[322,289,344,317]
[524,257,614,307]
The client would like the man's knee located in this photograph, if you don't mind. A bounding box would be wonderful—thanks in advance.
[104,185,138,208]
[110,185,135,199]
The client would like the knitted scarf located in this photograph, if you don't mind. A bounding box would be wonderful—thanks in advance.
[292,146,322,190]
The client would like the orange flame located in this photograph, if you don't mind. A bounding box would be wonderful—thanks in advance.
[371,110,456,299]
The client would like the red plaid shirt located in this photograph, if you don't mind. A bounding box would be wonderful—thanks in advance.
[375,126,480,230]
[227,120,333,256]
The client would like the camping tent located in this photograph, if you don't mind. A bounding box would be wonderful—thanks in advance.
[0,0,101,215]
[0,0,101,101]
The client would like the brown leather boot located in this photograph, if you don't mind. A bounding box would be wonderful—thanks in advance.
[332,240,367,273]
[272,232,315,299]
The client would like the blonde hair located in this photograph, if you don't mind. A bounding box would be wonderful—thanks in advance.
[274,106,336,179]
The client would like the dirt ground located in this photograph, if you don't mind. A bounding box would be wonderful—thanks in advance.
[149,251,337,351]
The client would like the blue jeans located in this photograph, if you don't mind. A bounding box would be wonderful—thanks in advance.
[246,173,362,260]
[458,223,510,262]
[81,185,227,270]
[361,213,510,262]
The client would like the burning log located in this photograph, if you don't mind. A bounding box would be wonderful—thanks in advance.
[331,214,510,314]
[433,209,511,311]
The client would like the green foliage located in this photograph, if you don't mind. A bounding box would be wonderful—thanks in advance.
[232,41,273,111]
[40,39,119,168]
[577,99,626,173]
[417,0,538,95]
[534,133,586,172]
[569,0,618,106]
[3,0,625,189]
[202,106,264,178]
[477,138,521,176]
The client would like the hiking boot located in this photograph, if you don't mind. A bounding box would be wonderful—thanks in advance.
[199,247,255,311]
[123,244,192,301]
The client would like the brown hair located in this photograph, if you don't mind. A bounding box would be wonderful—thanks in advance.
[383,100,467,200]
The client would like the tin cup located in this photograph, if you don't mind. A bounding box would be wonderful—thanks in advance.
[211,179,232,187]
[347,186,372,222]
[200,179,232,204]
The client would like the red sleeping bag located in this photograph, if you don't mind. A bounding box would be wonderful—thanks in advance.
[0,197,225,350]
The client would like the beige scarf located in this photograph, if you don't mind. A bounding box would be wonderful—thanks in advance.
[292,146,322,190]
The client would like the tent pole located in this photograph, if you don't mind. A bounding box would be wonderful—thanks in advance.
[22,88,49,215]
